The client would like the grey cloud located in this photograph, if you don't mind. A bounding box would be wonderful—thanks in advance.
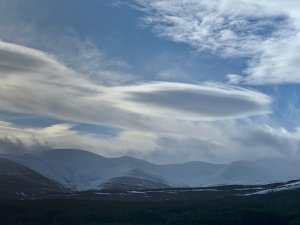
[231,126,300,158]
[0,47,49,74]
[113,82,271,121]
[0,137,49,154]
[0,118,299,164]
[127,89,269,119]
[235,129,288,152]
[153,136,219,164]
[0,41,145,131]
[0,41,272,130]
[142,125,300,164]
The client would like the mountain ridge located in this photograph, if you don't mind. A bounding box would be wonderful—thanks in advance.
[1,149,300,191]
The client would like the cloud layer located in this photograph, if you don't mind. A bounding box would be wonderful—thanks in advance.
[1,119,300,164]
[0,41,271,128]
[1,39,300,164]
[0,40,281,163]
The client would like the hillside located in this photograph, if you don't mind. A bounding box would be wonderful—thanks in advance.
[0,158,65,199]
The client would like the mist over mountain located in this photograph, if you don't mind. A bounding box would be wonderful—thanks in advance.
[1,149,299,191]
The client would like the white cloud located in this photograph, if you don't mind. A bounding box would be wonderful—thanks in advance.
[1,119,300,164]
[135,0,300,85]
[135,0,286,56]
[0,40,279,162]
[148,123,300,164]
[0,41,271,130]
[0,120,159,158]
[227,74,243,84]
[244,34,300,84]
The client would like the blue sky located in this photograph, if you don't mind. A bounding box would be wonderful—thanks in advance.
[0,0,300,163]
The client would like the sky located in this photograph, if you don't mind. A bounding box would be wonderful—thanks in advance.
[0,0,300,164]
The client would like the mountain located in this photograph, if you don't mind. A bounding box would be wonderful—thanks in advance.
[101,168,170,190]
[218,159,300,185]
[219,160,268,183]
[1,149,300,191]
[0,149,226,190]
[0,158,64,199]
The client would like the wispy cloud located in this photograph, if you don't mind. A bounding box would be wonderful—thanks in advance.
[134,0,300,85]
[135,0,285,56]
[0,1,135,86]
[244,34,300,84]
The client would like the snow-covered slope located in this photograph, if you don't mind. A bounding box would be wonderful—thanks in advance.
[1,149,300,191]
[245,180,300,195]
